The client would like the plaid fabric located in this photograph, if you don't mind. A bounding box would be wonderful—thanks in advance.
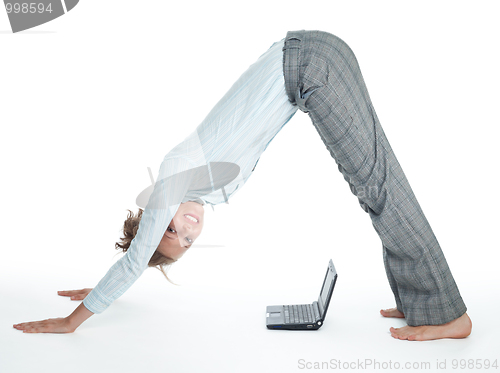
[283,30,467,326]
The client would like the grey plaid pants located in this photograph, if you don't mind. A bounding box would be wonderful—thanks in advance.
[282,30,467,326]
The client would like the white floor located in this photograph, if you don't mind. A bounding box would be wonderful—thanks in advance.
[2,237,499,373]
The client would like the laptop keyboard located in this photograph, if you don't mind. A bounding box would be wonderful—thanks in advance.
[283,304,315,324]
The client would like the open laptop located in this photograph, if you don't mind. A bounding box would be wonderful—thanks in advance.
[266,259,338,330]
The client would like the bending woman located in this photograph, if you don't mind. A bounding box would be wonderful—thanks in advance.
[13,30,472,341]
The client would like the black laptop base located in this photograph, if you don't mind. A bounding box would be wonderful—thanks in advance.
[266,321,323,330]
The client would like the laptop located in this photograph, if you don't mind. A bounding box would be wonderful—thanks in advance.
[266,259,338,330]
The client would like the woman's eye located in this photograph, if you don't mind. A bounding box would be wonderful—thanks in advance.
[167,226,192,244]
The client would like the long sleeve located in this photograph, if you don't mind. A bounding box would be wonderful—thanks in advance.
[83,37,297,314]
[83,155,196,314]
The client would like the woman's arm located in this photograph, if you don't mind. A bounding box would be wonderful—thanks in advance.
[83,158,196,315]
[67,302,94,331]
[13,288,94,333]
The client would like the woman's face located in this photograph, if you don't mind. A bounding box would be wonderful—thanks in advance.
[156,201,205,261]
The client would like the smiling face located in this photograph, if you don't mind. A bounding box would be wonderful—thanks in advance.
[156,201,205,261]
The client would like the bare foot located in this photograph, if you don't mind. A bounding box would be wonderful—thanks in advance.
[380,307,405,318]
[390,312,472,341]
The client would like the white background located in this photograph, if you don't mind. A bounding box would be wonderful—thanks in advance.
[1,1,499,372]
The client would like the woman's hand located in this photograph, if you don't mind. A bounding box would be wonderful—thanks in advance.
[13,317,75,333]
[13,288,95,334]
[57,288,93,301]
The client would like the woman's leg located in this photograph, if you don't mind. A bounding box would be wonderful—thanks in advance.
[282,30,467,327]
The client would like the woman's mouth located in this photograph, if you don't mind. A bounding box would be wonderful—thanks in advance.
[184,214,199,224]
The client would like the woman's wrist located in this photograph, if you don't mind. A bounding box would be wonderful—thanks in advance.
[66,302,94,330]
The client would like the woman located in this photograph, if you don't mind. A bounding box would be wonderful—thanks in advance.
[13,30,472,341]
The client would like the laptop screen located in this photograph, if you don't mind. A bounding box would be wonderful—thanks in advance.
[318,260,337,317]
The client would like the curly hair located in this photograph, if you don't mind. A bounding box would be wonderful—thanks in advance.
[115,208,176,284]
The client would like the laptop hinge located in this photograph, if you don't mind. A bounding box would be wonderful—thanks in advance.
[312,301,321,321]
